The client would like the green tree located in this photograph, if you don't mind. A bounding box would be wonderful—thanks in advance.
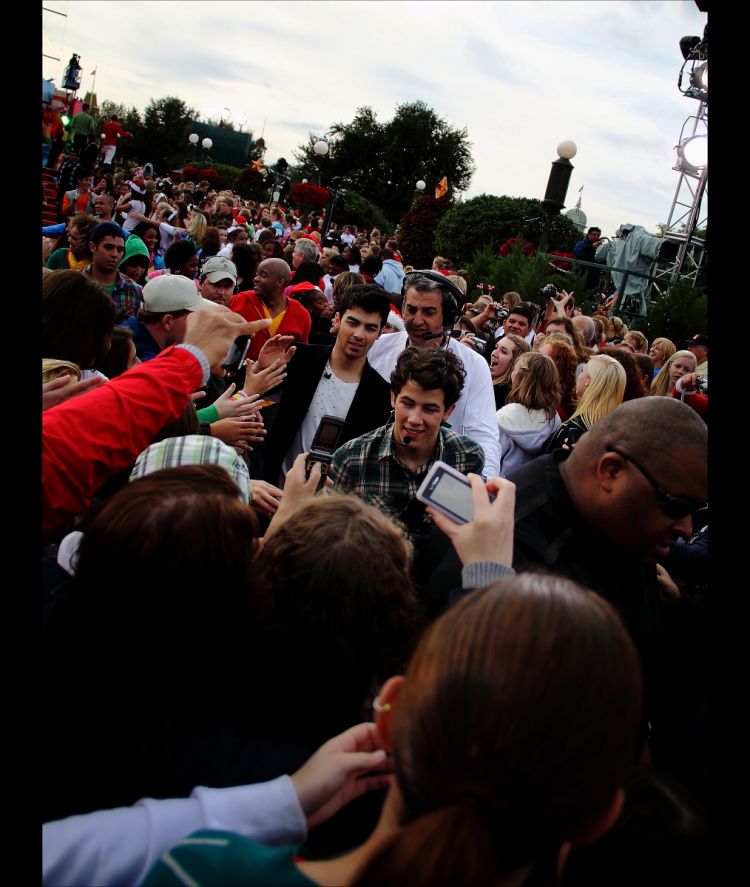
[138,96,196,174]
[397,195,453,267]
[435,194,580,267]
[466,243,572,307]
[293,101,474,226]
[631,278,707,344]
[337,190,392,234]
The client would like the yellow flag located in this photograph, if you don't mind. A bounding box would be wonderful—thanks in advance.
[435,176,448,199]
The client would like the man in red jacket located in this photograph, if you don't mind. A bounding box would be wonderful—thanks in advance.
[229,258,311,362]
[101,114,133,168]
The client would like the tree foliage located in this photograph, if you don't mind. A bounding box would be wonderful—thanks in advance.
[137,97,196,172]
[234,167,266,201]
[336,190,392,234]
[397,195,454,268]
[293,101,474,225]
[466,243,573,308]
[630,278,707,344]
[435,194,581,267]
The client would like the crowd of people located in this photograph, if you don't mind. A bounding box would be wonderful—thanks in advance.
[41,154,709,886]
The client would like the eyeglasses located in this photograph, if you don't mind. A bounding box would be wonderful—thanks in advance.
[606,445,707,519]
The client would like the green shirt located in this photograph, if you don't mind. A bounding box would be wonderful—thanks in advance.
[71,111,95,136]
[142,831,316,886]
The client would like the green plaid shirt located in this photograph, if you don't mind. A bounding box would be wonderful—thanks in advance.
[329,421,484,540]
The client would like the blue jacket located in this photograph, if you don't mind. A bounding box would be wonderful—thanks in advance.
[121,316,162,362]
[374,259,405,296]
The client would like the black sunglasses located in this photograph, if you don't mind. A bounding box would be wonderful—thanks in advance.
[606,446,707,520]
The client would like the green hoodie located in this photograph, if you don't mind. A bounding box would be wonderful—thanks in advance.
[119,234,150,271]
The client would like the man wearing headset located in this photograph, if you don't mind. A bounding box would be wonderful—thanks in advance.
[366,270,500,477]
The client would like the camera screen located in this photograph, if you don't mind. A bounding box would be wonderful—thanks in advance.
[432,472,473,522]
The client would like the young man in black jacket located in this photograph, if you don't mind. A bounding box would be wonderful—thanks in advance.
[262,284,393,486]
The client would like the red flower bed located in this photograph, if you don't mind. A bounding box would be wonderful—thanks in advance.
[498,237,536,256]
[291,181,330,208]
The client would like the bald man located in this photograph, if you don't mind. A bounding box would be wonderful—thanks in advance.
[229,258,311,363]
[430,396,707,759]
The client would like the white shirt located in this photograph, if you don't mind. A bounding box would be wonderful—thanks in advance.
[281,362,359,481]
[367,331,500,477]
[42,776,305,887]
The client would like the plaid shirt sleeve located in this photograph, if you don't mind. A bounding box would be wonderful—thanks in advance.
[113,273,143,319]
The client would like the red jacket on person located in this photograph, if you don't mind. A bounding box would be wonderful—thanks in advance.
[228,290,311,362]
[102,119,133,146]
[42,346,204,541]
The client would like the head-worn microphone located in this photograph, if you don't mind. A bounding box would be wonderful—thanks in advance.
[402,436,413,445]
[420,330,447,341]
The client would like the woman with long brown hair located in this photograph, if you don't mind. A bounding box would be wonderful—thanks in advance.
[489,333,531,409]
[145,572,642,887]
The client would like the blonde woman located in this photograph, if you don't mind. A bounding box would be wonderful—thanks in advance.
[42,358,81,385]
[544,354,626,452]
[497,351,561,474]
[651,350,696,396]
[648,337,676,376]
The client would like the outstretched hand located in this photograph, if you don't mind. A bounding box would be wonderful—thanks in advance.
[427,474,516,567]
[255,334,297,371]
[212,383,262,419]
[42,374,106,411]
[291,722,391,830]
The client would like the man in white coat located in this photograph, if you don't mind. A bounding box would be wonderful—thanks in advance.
[366,270,500,477]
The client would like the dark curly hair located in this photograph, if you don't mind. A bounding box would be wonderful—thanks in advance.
[390,347,466,408]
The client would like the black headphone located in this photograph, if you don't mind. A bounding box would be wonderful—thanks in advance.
[401,269,464,329]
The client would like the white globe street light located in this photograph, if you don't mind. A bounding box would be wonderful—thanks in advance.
[416,180,426,191]
[188,133,199,145]
[202,138,213,150]
[313,140,329,156]
[556,140,578,160]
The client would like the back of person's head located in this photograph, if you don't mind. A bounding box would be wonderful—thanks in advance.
[610,316,628,339]
[360,253,384,277]
[573,314,597,347]
[62,466,258,673]
[501,290,522,309]
[186,211,207,245]
[293,237,320,263]
[42,358,81,385]
[391,347,466,408]
[230,242,261,282]
[292,259,324,287]
[338,283,391,327]
[201,226,222,256]
[447,274,468,296]
[332,271,366,306]
[632,353,654,388]
[624,330,648,354]
[328,254,350,274]
[540,338,577,413]
[561,766,707,887]
[357,575,642,887]
[42,270,116,369]
[98,325,136,379]
[572,354,626,428]
[254,494,419,743]
[600,346,648,399]
[164,239,197,273]
[508,351,561,419]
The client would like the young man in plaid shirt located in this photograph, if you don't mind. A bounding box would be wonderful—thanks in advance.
[328,347,484,546]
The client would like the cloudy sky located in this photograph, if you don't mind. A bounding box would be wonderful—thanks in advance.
[43,0,707,238]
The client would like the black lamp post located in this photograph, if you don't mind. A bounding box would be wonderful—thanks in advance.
[539,140,577,253]
[322,177,343,240]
